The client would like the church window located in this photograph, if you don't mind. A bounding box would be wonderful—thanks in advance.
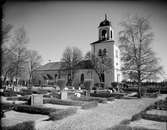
[111,31,112,38]
[103,48,107,56]
[55,74,57,79]
[80,73,84,84]
[46,74,53,80]
[98,49,102,56]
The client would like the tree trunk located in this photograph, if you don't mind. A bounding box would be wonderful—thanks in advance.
[138,82,142,98]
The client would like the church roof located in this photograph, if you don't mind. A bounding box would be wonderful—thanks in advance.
[36,60,93,71]
[90,39,114,45]
[75,60,93,69]
[36,62,61,71]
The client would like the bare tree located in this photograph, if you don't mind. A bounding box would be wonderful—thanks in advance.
[85,51,113,87]
[119,15,163,98]
[61,47,83,85]
[2,22,15,84]
[9,27,29,84]
[84,51,91,60]
[27,50,42,86]
[2,22,13,44]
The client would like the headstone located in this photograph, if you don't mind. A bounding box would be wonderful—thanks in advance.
[61,91,68,100]
[84,90,90,96]
[75,92,81,97]
[31,94,43,106]
[64,87,68,90]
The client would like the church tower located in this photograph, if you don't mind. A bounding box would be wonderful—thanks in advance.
[98,14,114,41]
[90,14,122,87]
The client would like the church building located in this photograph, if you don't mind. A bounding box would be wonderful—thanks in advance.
[32,15,122,88]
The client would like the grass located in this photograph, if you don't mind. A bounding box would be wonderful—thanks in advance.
[1,121,35,130]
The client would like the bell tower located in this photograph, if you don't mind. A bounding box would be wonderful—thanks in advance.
[98,14,114,41]
[90,14,122,86]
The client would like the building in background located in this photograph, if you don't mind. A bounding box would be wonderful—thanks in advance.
[32,15,122,87]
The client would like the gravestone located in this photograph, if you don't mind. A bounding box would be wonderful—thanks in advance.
[61,91,68,100]
[31,94,43,106]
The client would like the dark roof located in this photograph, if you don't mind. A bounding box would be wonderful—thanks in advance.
[99,14,111,27]
[99,20,111,27]
[75,60,93,69]
[90,39,114,45]
[36,62,61,71]
[36,60,93,71]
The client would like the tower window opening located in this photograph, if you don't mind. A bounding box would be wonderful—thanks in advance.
[102,30,107,40]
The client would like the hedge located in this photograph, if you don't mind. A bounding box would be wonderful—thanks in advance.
[71,96,107,103]
[90,92,125,99]
[32,89,48,94]
[43,98,98,109]
[43,98,83,106]
[90,92,111,98]
[49,107,77,120]
[6,96,30,101]
[141,113,167,122]
[1,121,35,130]
[0,90,18,97]
[81,101,98,109]
[1,103,60,115]
[108,125,158,130]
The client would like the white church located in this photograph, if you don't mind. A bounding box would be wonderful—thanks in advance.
[32,15,122,88]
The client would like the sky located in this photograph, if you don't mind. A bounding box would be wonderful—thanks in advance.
[3,1,167,80]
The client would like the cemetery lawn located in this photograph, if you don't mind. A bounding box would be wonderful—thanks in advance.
[36,94,167,130]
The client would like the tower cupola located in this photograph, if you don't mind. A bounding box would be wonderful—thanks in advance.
[98,14,114,41]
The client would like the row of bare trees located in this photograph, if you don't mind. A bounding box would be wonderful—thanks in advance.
[2,22,42,87]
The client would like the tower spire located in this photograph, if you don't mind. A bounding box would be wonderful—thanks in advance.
[105,14,107,20]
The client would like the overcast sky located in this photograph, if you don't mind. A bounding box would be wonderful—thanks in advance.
[3,1,167,79]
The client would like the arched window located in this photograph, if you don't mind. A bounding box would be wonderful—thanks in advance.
[111,31,112,38]
[98,49,102,56]
[80,73,84,84]
[55,74,57,79]
[46,74,53,80]
[103,48,107,56]
[101,73,105,83]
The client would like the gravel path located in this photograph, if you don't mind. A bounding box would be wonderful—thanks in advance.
[36,94,167,130]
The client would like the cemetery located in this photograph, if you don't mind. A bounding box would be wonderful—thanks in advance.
[1,79,167,130]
